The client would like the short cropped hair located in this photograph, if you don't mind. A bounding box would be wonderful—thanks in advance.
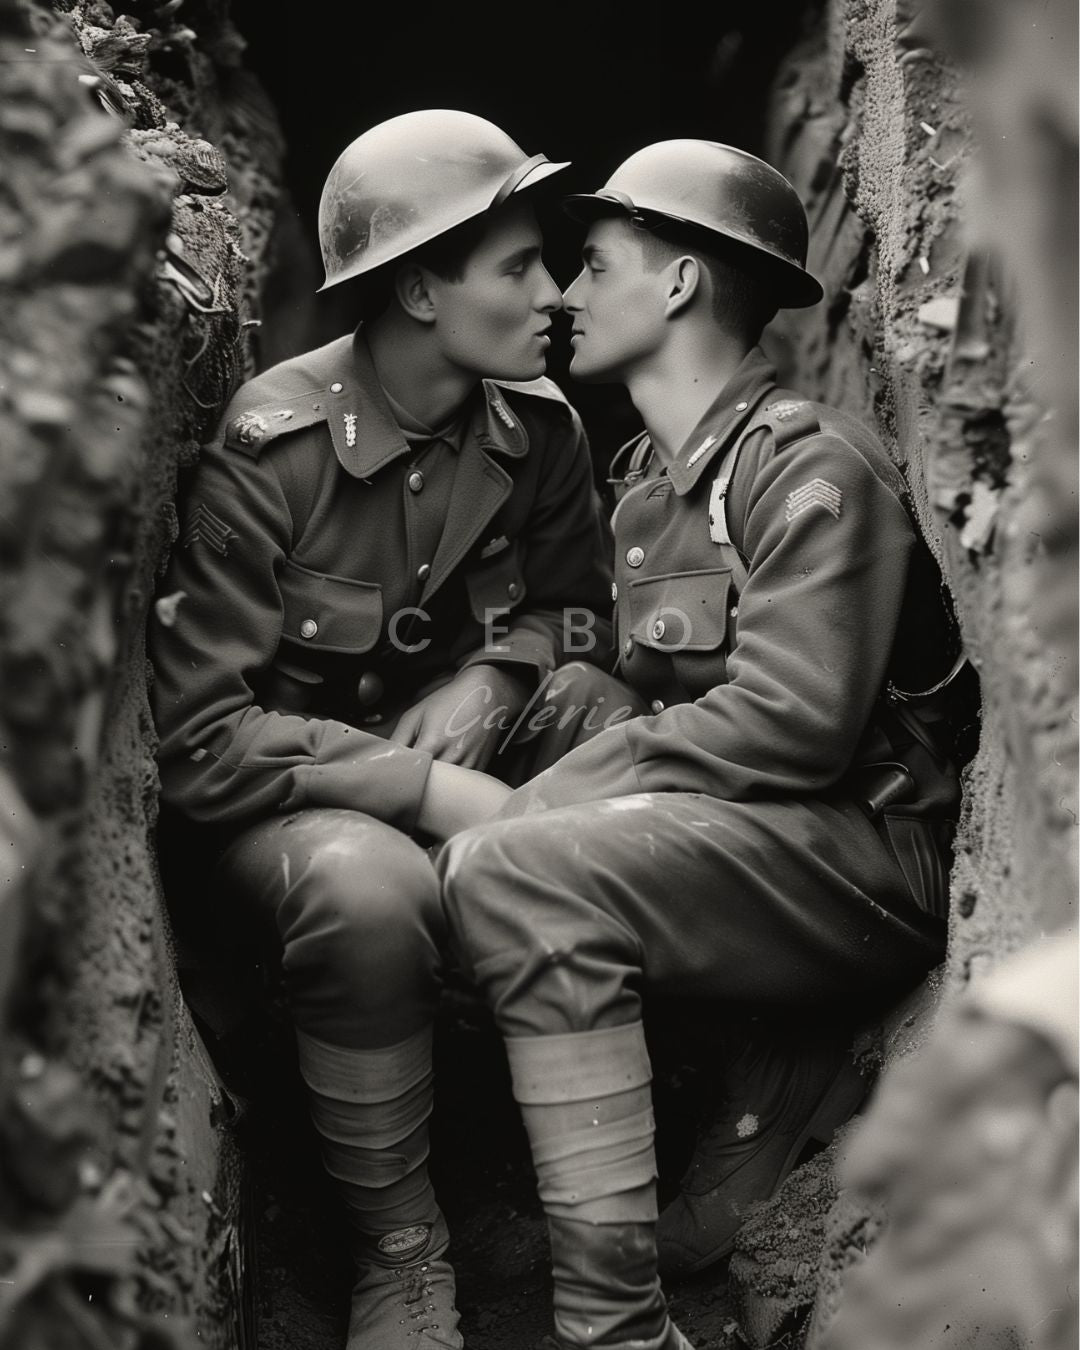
[353,212,494,320]
[635,220,780,344]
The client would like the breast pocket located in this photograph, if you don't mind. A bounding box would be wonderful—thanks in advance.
[278,560,383,653]
[624,568,734,699]
[262,562,385,716]
[464,540,527,623]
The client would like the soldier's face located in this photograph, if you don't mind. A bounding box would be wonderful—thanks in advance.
[562,218,669,383]
[428,200,562,381]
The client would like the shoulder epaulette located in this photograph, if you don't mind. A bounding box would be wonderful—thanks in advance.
[758,397,822,452]
[222,389,331,458]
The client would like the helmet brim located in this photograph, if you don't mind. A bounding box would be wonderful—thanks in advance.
[562,191,824,310]
[512,159,571,198]
[562,191,633,224]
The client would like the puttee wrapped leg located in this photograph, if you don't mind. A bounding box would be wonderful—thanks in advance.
[295,1026,462,1350]
[507,1023,696,1350]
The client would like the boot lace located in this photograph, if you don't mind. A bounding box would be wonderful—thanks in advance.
[396,1264,444,1339]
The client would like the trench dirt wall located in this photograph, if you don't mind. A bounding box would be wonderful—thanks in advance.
[728,0,1077,1343]
[0,0,288,1343]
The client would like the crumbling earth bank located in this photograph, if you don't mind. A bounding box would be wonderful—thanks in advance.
[0,0,285,1343]
[729,0,1076,1344]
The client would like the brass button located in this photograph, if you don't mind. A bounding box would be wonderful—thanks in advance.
[650,699,665,714]
[417,563,431,582]
[299,618,318,640]
[330,382,343,394]
[626,546,645,568]
[651,618,666,640]
[611,582,618,603]
[408,470,424,493]
[507,581,520,600]
[735,400,749,411]
[622,637,634,659]
[356,672,384,707]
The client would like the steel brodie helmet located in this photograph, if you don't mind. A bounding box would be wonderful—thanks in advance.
[318,109,569,292]
[565,140,823,309]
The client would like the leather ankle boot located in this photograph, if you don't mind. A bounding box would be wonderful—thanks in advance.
[657,1036,869,1277]
[347,1216,463,1349]
[547,1215,695,1349]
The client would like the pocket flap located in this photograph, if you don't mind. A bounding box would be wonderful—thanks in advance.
[279,560,383,654]
[626,568,732,652]
[465,542,527,623]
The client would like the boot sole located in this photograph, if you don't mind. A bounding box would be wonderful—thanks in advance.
[670,1057,870,1276]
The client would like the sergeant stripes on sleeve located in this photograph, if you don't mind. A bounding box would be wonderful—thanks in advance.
[784,478,843,523]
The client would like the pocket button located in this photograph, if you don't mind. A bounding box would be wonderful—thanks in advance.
[299,618,318,640]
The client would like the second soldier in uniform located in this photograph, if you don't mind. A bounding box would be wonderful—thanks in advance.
[440,141,961,1349]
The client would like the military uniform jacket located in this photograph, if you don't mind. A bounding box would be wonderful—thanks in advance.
[512,346,957,815]
[151,328,613,834]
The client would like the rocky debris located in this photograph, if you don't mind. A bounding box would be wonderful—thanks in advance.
[0,0,285,1344]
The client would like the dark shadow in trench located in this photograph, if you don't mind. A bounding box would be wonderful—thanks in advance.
[166,4,819,1344]
[231,0,815,487]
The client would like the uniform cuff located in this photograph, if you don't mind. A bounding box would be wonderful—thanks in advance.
[301,731,434,835]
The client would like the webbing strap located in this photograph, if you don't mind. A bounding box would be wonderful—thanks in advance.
[708,440,749,593]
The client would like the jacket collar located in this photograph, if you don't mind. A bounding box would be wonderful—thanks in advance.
[320,327,528,478]
[473,380,529,459]
[665,346,777,496]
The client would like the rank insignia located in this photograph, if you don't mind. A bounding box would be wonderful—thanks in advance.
[785,478,843,522]
[183,502,238,555]
[344,412,357,448]
[227,411,269,449]
[769,399,803,421]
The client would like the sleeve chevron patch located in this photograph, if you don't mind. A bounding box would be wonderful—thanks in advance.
[784,478,843,523]
[183,502,238,555]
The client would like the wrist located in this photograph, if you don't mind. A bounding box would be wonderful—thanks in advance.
[471,662,534,710]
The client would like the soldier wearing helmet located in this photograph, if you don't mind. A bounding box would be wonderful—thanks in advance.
[150,110,615,1349]
[439,140,963,1349]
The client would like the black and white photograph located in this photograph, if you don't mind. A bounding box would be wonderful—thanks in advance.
[0,2,1076,1348]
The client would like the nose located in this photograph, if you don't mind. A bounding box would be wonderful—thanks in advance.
[562,270,586,313]
[534,264,562,313]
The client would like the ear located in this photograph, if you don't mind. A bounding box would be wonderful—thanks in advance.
[394,264,437,325]
[663,255,702,319]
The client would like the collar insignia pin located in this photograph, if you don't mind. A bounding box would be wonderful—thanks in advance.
[686,434,718,468]
[491,395,515,429]
[343,412,357,448]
